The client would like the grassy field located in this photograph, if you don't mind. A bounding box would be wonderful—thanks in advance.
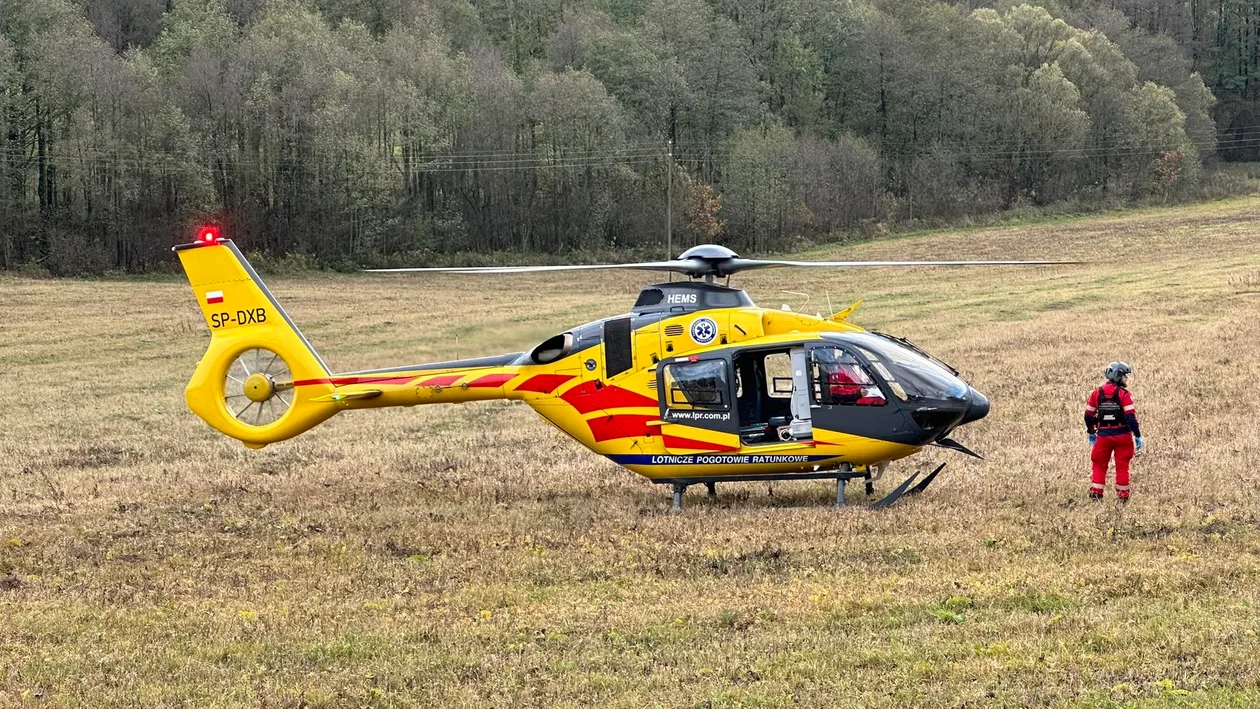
[5,197,1260,707]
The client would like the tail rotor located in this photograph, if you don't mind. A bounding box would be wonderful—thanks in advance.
[225,348,294,427]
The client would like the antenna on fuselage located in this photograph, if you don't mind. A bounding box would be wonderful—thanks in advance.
[782,290,810,312]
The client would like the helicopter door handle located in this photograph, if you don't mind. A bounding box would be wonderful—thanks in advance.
[646,420,665,427]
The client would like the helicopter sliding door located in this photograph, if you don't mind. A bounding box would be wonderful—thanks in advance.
[656,356,741,453]
[730,346,814,445]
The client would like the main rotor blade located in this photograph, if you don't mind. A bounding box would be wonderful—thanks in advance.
[725,258,1078,271]
[365,254,1080,279]
[365,259,705,275]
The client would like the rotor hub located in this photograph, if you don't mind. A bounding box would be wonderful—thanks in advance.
[243,373,275,403]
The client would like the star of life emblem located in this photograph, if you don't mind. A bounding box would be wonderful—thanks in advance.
[690,317,718,345]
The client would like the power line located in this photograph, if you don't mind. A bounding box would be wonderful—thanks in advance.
[955,136,1260,163]
[0,147,674,169]
[895,126,1260,157]
[928,130,1260,159]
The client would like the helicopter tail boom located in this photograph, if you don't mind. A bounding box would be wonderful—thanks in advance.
[175,237,339,447]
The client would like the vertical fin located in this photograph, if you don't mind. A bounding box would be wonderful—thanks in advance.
[175,239,336,446]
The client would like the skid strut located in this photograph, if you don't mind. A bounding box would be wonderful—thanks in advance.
[867,463,946,509]
[908,463,947,495]
[869,471,920,509]
[834,463,854,507]
[670,482,717,510]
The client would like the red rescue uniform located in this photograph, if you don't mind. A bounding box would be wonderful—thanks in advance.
[1084,382,1141,499]
[825,367,886,406]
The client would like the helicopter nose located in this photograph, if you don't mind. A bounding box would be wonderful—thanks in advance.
[959,387,990,425]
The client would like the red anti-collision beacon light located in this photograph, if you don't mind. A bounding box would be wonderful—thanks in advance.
[197,226,221,243]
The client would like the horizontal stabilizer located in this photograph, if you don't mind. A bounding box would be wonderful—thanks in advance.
[311,390,384,402]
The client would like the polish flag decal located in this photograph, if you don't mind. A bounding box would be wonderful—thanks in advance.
[205,290,224,305]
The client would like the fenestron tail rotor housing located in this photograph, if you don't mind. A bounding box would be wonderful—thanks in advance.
[224,348,294,427]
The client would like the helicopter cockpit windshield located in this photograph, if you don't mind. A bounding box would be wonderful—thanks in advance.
[824,332,968,402]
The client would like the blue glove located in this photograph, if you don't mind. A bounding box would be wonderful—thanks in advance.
[1135,437,1145,453]
[1088,434,1097,446]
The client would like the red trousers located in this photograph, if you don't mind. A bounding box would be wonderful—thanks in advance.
[1091,435,1134,498]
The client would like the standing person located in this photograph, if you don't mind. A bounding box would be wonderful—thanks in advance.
[1084,362,1144,501]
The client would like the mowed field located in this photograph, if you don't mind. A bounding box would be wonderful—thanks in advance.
[5,199,1260,707]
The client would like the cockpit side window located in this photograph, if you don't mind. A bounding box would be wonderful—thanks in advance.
[809,347,888,406]
[854,346,908,401]
[634,289,665,307]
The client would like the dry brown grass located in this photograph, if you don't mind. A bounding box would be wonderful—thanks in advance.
[5,199,1260,707]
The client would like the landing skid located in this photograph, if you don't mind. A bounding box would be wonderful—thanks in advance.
[661,463,946,510]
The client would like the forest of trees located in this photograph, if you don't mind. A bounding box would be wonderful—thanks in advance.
[1,0,1258,273]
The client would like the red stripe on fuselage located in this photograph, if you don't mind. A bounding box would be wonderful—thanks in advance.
[467,373,516,388]
[416,374,464,387]
[514,374,576,394]
[559,381,658,415]
[293,375,417,387]
[293,371,515,389]
[662,434,739,452]
[587,414,655,442]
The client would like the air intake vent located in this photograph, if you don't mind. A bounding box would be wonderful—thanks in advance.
[664,324,684,337]
[911,408,964,433]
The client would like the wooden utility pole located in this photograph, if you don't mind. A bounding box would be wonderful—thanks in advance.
[666,139,673,259]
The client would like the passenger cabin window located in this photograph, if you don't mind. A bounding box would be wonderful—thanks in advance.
[663,360,729,410]
[763,352,793,398]
[809,348,887,406]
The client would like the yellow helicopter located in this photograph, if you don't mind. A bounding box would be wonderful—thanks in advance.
[174,228,1065,509]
